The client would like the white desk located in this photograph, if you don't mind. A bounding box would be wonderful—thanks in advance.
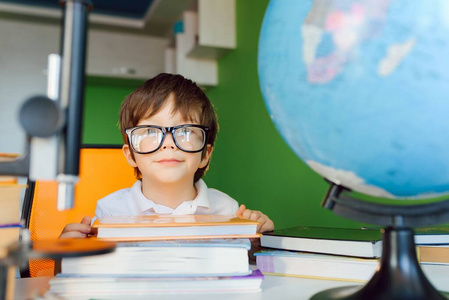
[16,274,449,299]
[15,275,362,300]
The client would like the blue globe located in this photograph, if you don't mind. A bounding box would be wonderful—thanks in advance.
[258,0,449,199]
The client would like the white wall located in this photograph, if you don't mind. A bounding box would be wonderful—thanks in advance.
[0,18,168,155]
[0,18,58,154]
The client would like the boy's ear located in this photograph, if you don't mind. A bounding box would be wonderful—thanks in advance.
[199,145,213,168]
[122,144,138,168]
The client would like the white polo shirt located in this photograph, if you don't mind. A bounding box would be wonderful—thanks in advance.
[94,179,239,219]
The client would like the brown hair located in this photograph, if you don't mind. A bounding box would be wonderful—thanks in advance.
[119,73,218,182]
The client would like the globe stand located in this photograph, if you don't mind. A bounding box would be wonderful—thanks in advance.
[310,183,449,300]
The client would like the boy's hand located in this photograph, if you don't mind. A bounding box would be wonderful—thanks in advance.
[59,216,93,239]
[236,204,274,233]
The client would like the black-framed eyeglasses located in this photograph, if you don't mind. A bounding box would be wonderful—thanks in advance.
[125,124,210,154]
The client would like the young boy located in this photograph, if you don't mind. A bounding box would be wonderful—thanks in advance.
[60,73,274,238]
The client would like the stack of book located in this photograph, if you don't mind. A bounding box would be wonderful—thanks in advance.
[0,153,26,299]
[255,225,449,291]
[0,181,23,259]
[0,154,25,258]
[48,215,264,297]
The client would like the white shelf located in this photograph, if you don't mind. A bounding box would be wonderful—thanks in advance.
[87,30,168,80]
[187,0,236,60]
[173,11,218,87]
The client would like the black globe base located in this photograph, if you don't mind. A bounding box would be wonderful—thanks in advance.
[311,226,447,300]
[310,182,449,300]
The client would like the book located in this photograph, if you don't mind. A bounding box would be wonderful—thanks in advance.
[48,269,264,297]
[61,238,251,276]
[0,183,26,225]
[261,226,449,258]
[418,245,449,264]
[362,226,449,245]
[255,249,449,292]
[256,250,378,282]
[0,153,19,185]
[0,224,21,298]
[414,227,449,244]
[0,225,21,259]
[0,153,19,161]
[0,169,21,300]
[93,214,261,241]
[261,226,382,258]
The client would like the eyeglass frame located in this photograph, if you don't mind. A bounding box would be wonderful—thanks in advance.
[125,124,210,154]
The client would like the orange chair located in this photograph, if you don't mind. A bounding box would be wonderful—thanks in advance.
[21,146,136,277]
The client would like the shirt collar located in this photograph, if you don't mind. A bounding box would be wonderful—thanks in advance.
[130,179,210,215]
[194,179,210,209]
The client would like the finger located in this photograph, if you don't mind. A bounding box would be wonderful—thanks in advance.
[236,204,246,217]
[256,213,267,222]
[246,210,262,221]
[259,219,275,233]
[59,231,88,239]
[80,216,92,225]
[255,214,267,232]
[242,209,253,219]
[62,223,92,234]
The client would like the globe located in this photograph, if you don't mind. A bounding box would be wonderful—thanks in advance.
[258,0,449,199]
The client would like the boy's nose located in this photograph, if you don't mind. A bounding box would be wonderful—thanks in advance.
[161,132,176,150]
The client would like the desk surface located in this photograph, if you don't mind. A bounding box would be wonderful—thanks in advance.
[16,274,449,299]
[16,275,362,300]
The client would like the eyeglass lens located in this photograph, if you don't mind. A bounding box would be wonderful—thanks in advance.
[131,126,206,153]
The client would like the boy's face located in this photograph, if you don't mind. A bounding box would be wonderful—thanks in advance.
[122,97,212,186]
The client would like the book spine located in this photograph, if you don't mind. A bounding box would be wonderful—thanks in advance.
[256,256,275,273]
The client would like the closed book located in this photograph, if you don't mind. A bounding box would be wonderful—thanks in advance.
[360,226,449,245]
[414,227,449,244]
[62,238,251,276]
[0,225,21,259]
[49,269,264,296]
[0,183,26,226]
[255,250,449,292]
[0,223,21,299]
[256,250,378,282]
[92,214,260,241]
[0,153,19,162]
[261,226,382,258]
[418,245,449,264]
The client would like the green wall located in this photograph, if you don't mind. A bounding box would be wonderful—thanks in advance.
[83,77,143,145]
[83,1,442,230]
[202,0,364,230]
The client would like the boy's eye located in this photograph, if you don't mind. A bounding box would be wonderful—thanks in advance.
[177,127,193,136]
[145,128,159,136]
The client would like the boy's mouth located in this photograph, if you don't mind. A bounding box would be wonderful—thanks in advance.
[157,158,183,165]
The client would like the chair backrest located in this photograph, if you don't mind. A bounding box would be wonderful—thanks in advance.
[25,146,135,277]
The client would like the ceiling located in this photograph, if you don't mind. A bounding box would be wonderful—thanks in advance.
[0,0,195,36]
